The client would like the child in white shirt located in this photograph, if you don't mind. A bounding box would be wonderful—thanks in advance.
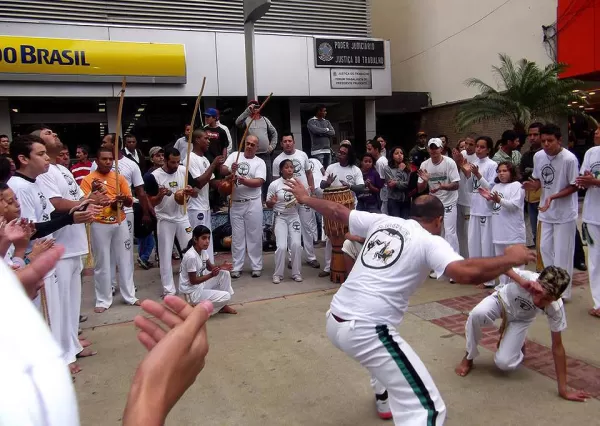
[179,225,236,315]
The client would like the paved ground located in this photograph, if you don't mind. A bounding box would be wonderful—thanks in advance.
[75,248,600,425]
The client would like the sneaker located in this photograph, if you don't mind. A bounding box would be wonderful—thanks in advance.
[251,270,262,278]
[375,397,392,420]
[231,271,241,279]
[112,286,116,295]
[292,275,303,282]
[307,259,321,269]
[272,276,281,284]
[318,270,330,278]
[449,278,456,284]
[429,271,437,279]
[137,258,150,270]
[79,315,88,323]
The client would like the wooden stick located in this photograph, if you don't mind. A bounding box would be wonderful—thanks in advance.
[40,287,51,327]
[85,223,94,268]
[229,93,273,207]
[184,76,207,214]
[114,77,127,224]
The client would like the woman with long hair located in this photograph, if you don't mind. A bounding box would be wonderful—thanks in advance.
[384,146,412,219]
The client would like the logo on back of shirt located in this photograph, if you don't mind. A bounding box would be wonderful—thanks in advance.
[541,164,555,187]
[361,226,405,269]
[237,162,250,176]
[292,159,302,175]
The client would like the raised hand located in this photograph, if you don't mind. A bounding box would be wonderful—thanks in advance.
[522,177,540,191]
[30,238,55,259]
[284,179,310,204]
[575,171,598,189]
[504,244,536,266]
[478,187,493,201]
[231,162,239,173]
[73,210,96,224]
[212,155,225,168]
[2,218,31,243]
[470,163,481,179]
[417,169,430,183]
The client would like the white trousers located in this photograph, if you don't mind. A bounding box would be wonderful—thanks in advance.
[44,272,61,353]
[186,270,234,314]
[188,209,214,263]
[468,215,494,287]
[342,239,363,261]
[158,219,192,295]
[326,312,446,425]
[457,204,470,258]
[230,198,263,272]
[494,244,523,286]
[274,213,302,278]
[91,221,137,308]
[324,239,332,272]
[442,203,459,254]
[297,204,317,262]
[465,294,531,371]
[109,211,134,289]
[540,220,575,300]
[54,257,84,365]
[586,223,600,309]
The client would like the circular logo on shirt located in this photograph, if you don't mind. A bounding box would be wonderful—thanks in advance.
[292,159,302,175]
[541,165,555,187]
[345,175,354,184]
[237,162,250,176]
[360,228,405,270]
[292,221,301,232]
[124,240,131,250]
[591,161,600,178]
[197,212,204,221]
[284,191,294,202]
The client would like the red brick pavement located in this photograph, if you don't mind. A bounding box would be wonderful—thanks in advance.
[432,293,600,399]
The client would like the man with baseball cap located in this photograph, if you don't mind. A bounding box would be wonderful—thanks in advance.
[203,108,229,163]
[409,131,430,170]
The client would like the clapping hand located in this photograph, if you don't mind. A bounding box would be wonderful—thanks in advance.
[417,169,430,183]
[478,187,493,201]
[575,171,597,189]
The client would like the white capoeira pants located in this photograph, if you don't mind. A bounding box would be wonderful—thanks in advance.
[540,220,576,300]
[184,270,234,314]
[441,203,459,254]
[585,223,600,309]
[465,294,531,371]
[188,209,214,263]
[457,204,470,258]
[109,211,134,289]
[324,239,332,272]
[326,312,446,425]
[91,221,137,308]
[157,218,192,295]
[274,213,302,278]
[297,203,318,262]
[468,215,494,287]
[53,257,84,365]
[230,198,263,272]
[494,244,523,287]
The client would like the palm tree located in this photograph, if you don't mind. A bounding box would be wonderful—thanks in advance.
[456,53,592,133]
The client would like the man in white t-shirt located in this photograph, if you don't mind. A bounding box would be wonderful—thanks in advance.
[366,139,389,214]
[36,132,100,373]
[187,129,225,263]
[221,135,266,278]
[575,129,600,317]
[284,178,536,424]
[309,156,326,243]
[417,138,460,256]
[523,124,579,300]
[272,132,320,269]
[456,266,591,402]
[173,123,192,165]
[452,135,477,258]
[144,148,198,296]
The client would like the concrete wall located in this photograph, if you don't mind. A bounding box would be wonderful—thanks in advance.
[371,0,557,105]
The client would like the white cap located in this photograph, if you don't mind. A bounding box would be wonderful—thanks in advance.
[428,138,443,148]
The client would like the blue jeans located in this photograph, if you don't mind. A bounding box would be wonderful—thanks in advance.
[138,233,155,262]
[313,152,332,169]
[527,201,539,243]
[388,199,411,219]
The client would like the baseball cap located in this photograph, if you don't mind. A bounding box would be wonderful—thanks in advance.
[248,100,259,107]
[417,131,427,137]
[149,146,164,157]
[428,138,443,148]
[204,108,218,118]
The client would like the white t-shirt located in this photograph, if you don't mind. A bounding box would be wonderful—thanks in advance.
[187,152,213,212]
[0,261,80,426]
[532,149,579,224]
[470,156,497,217]
[179,246,209,295]
[330,210,463,326]
[418,156,460,207]
[580,146,600,225]
[91,156,143,214]
[174,136,189,164]
[490,181,526,244]
[149,166,189,222]
[458,151,477,207]
[308,158,325,197]
[36,164,88,258]
[497,269,567,332]
[375,156,389,202]
[272,149,311,188]
[223,152,266,201]
[325,162,364,188]
[267,178,299,215]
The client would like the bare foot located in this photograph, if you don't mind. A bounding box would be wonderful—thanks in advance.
[455,356,474,377]
[219,305,238,314]
[69,363,82,374]
[79,338,92,348]
[76,348,97,358]
[589,308,600,318]
[94,307,107,313]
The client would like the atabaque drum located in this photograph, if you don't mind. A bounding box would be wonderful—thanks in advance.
[322,187,355,284]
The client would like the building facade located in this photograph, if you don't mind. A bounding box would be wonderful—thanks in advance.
[0,0,392,153]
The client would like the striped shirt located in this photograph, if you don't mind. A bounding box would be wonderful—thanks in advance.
[71,160,92,185]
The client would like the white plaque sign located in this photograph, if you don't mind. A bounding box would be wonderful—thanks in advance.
[330,69,372,89]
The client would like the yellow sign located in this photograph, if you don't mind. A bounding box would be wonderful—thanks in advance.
[0,35,186,83]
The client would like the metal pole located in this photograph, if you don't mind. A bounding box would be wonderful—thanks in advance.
[244,20,257,102]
